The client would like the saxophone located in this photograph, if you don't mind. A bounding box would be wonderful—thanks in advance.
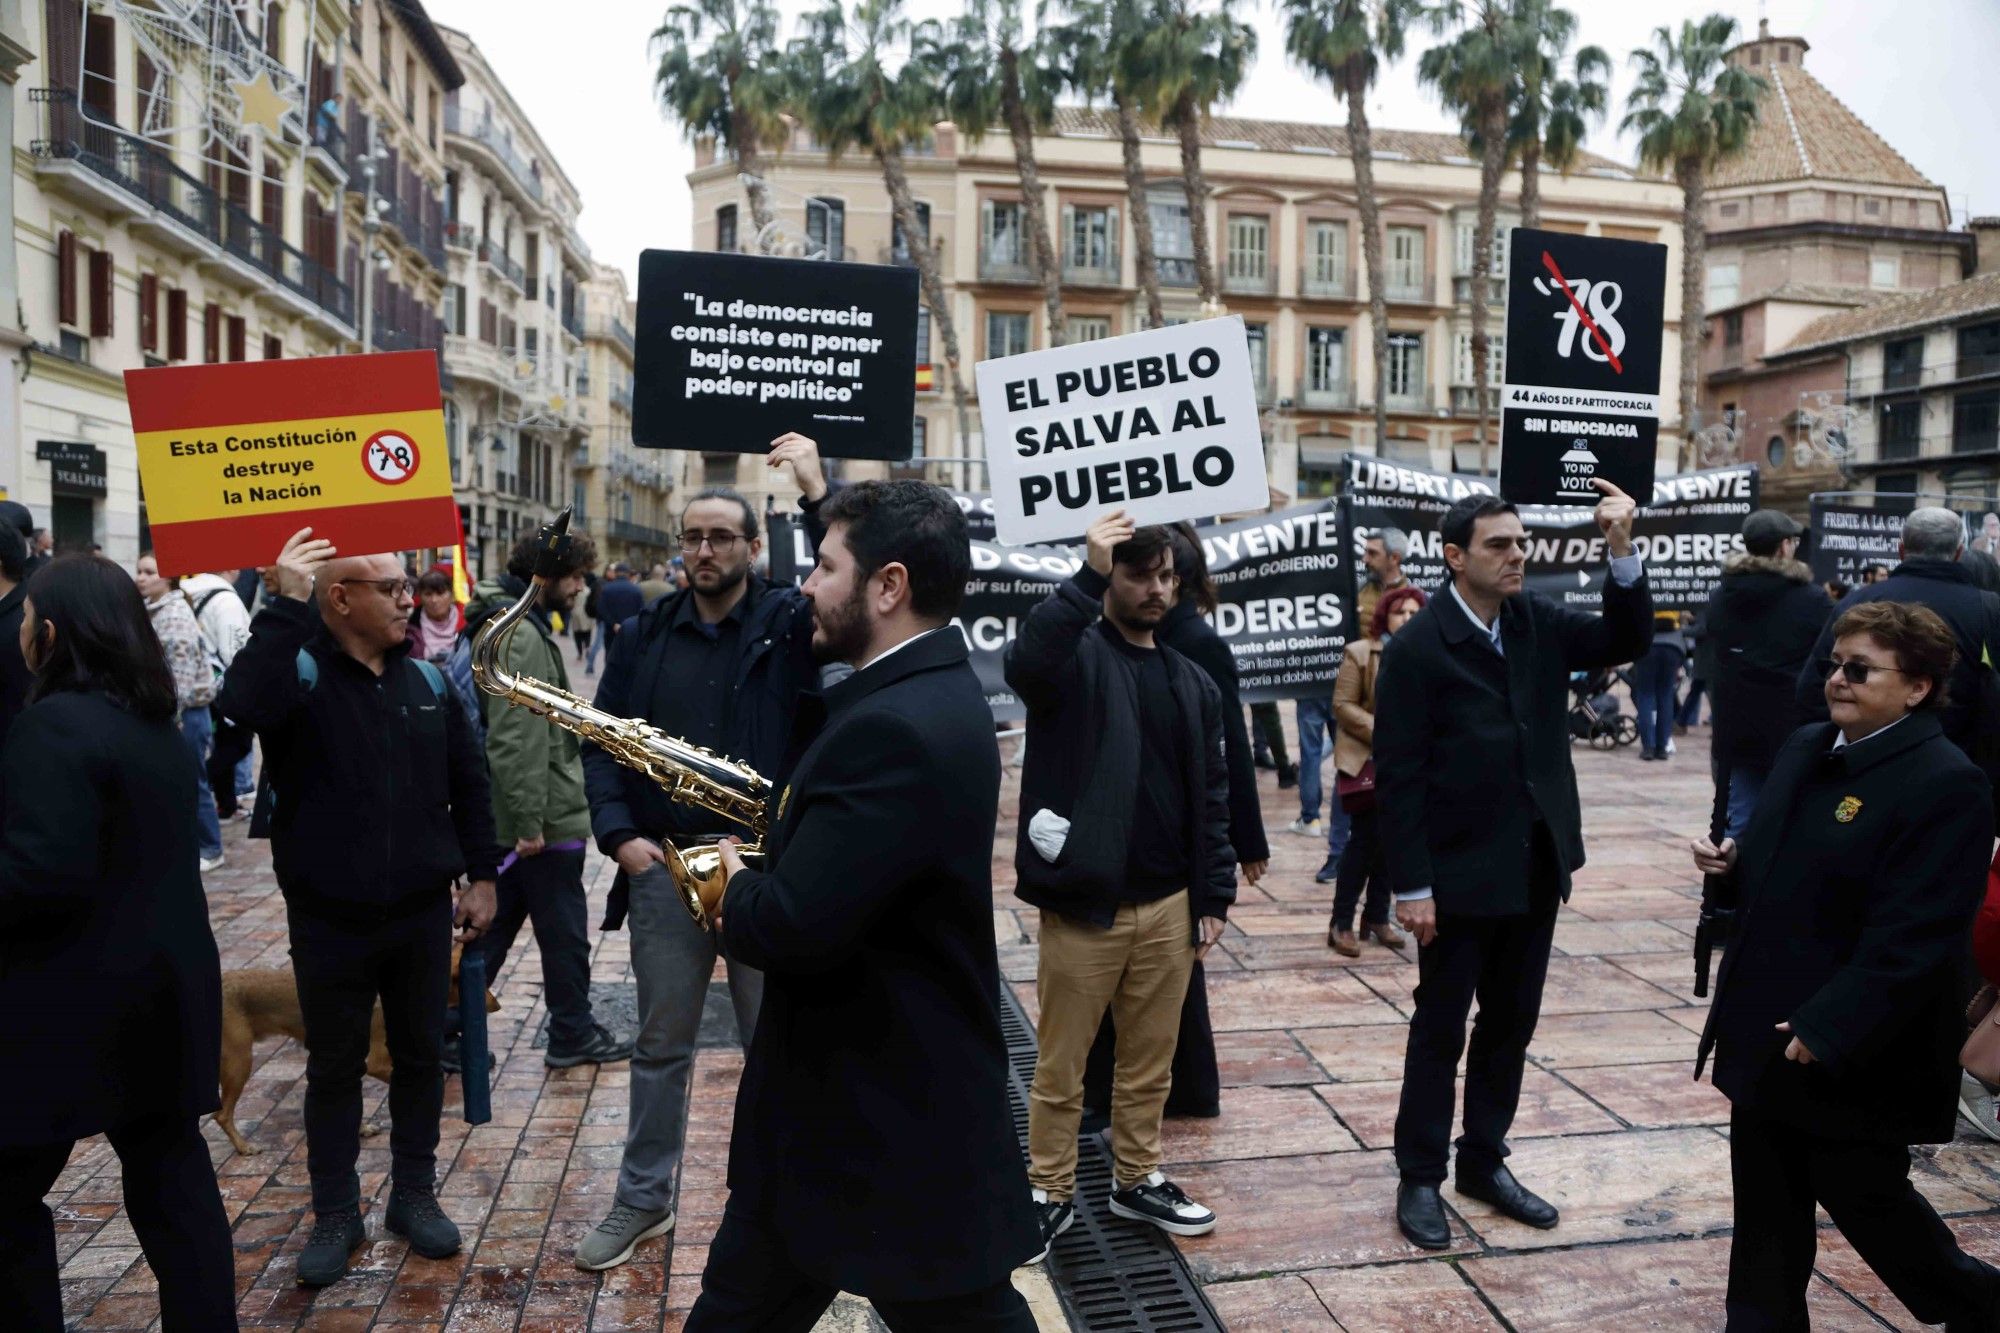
[470,508,771,928]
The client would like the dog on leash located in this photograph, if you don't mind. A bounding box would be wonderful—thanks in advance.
[214,944,499,1156]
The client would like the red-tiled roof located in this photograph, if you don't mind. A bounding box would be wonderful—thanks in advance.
[1710,63,1933,192]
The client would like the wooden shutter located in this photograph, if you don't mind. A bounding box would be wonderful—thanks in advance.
[87,247,112,337]
[261,170,282,231]
[263,333,282,360]
[167,287,187,360]
[138,273,158,352]
[227,315,246,362]
[203,301,220,362]
[56,230,78,326]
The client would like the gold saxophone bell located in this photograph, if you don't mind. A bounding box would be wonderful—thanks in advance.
[471,508,776,930]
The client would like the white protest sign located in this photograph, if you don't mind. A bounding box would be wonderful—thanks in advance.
[975,316,1269,545]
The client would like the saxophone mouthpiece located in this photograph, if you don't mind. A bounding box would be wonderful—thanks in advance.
[533,507,575,579]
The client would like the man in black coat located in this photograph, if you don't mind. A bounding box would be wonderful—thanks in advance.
[0,524,31,750]
[685,481,1039,1330]
[1696,601,2000,1324]
[1009,512,1236,1253]
[1375,483,1651,1249]
[1704,509,1832,836]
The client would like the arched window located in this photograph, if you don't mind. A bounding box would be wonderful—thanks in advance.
[1767,435,1787,470]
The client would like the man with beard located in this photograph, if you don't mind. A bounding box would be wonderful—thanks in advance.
[1010,513,1235,1256]
[461,530,632,1069]
[685,480,1040,1330]
[574,434,827,1271]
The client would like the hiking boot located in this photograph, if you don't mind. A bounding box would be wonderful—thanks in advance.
[385,1187,461,1259]
[546,1024,635,1069]
[1108,1172,1216,1237]
[1027,1190,1075,1266]
[295,1205,365,1287]
[574,1200,674,1271]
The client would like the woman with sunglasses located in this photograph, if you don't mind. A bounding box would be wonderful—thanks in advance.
[1692,600,2000,1325]
[0,556,235,1329]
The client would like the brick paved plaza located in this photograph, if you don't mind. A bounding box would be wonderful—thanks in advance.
[41,678,2000,1329]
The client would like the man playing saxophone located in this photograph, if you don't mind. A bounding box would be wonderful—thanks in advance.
[687,480,1040,1331]
[573,433,830,1272]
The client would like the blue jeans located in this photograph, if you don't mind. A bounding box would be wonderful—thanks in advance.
[583,627,604,673]
[1725,767,1767,841]
[1678,678,1705,728]
[179,706,223,859]
[1297,697,1333,821]
[1632,645,1683,755]
[234,752,254,797]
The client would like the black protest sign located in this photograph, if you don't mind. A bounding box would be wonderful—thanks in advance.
[633,250,919,459]
[1342,454,1756,614]
[1498,227,1668,507]
[1809,501,1908,585]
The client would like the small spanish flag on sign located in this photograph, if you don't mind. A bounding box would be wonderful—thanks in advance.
[125,350,461,577]
[915,362,935,392]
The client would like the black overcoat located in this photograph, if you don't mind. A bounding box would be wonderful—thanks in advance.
[717,629,1040,1301]
[1159,599,1269,865]
[1373,573,1652,915]
[1698,713,1992,1144]
[0,691,222,1145]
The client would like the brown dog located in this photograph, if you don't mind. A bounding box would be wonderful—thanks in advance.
[214,944,499,1156]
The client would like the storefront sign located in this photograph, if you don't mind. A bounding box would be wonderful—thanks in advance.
[36,440,106,497]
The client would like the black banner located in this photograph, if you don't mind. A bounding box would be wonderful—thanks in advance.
[1808,500,1908,585]
[633,250,919,459]
[1342,455,1757,614]
[1498,226,1668,506]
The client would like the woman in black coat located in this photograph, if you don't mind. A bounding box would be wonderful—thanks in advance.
[1693,600,2000,1327]
[0,557,235,1331]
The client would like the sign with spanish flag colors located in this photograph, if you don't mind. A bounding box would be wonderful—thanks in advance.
[125,350,458,577]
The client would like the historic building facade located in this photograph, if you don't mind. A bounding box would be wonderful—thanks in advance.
[574,259,675,572]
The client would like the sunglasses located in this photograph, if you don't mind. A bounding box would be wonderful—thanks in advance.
[1817,657,1907,686]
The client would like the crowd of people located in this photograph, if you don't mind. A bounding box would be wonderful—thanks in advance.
[10,445,2000,1328]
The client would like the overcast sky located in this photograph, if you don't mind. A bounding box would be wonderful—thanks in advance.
[422,0,2000,289]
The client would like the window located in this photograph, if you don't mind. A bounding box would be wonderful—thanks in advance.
[56,230,77,327]
[893,202,932,261]
[1386,331,1424,402]
[1067,315,1111,343]
[263,334,283,360]
[1307,327,1346,393]
[1304,221,1347,292]
[914,303,929,361]
[804,197,845,258]
[1386,227,1425,297]
[1063,205,1115,272]
[87,247,112,337]
[912,417,927,459]
[1707,262,1741,309]
[1871,255,1899,290]
[1224,214,1269,281]
[444,400,462,476]
[444,283,466,336]
[166,287,187,361]
[981,200,1023,266]
[1453,222,1507,277]
[702,452,738,488]
[1722,311,1744,347]
[226,314,246,362]
[1150,194,1195,285]
[1960,321,2000,380]
[524,328,539,363]
[203,302,221,362]
[986,310,1030,359]
[716,204,737,254]
[1884,336,1923,390]
[138,273,158,353]
[1453,332,1504,383]
[1766,435,1787,469]
[1244,321,1269,389]
[1955,390,2000,454]
[1881,400,1921,459]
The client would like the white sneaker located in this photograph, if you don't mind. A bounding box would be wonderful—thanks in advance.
[1960,1071,2000,1142]
[199,851,225,873]
[1665,738,1677,756]
[1287,818,1323,837]
[1108,1171,1216,1237]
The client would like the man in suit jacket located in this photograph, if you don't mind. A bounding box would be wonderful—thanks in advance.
[687,481,1040,1331]
[1374,482,1651,1250]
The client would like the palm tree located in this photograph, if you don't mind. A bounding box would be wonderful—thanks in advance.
[935,0,1067,343]
[1419,0,1517,468]
[653,0,789,244]
[1282,0,1423,450]
[787,0,974,451]
[1509,0,1608,228]
[1054,0,1167,327]
[1623,14,1765,463]
[1132,0,1255,310]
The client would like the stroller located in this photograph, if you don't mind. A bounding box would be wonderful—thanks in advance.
[1568,668,1639,750]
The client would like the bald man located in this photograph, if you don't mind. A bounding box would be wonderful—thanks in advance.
[218,528,501,1289]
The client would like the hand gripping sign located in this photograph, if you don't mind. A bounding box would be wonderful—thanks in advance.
[975,317,1271,545]
[126,350,459,577]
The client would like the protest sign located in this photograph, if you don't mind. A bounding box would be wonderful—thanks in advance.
[1808,500,1908,585]
[633,249,919,459]
[1343,454,1756,614]
[125,350,457,577]
[974,317,1270,545]
[1498,226,1668,506]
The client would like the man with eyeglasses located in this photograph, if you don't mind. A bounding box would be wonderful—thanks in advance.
[219,529,502,1288]
[574,431,831,1272]
[1373,483,1650,1252]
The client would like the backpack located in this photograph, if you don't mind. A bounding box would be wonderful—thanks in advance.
[442,631,488,750]
[189,587,231,684]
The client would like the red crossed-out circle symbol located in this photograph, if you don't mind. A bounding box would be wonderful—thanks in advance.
[362,430,420,485]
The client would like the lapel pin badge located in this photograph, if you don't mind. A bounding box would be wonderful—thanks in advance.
[1834,795,1862,824]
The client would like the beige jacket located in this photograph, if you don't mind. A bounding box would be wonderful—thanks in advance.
[1332,638,1380,778]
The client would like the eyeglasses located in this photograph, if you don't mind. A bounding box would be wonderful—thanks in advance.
[336,577,415,599]
[679,530,747,554]
[1817,657,1908,686]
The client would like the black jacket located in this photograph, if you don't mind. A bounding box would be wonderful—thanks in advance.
[218,596,501,918]
[1160,599,1270,865]
[1004,568,1237,930]
[0,691,221,1145]
[1794,559,2000,754]
[594,576,644,633]
[1706,555,1833,772]
[1698,714,1991,1144]
[0,582,30,751]
[719,629,1040,1300]
[1374,573,1653,915]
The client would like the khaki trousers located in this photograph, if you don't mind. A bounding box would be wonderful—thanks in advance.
[1027,890,1196,1198]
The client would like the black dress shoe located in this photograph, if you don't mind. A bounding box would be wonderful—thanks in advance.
[1455,1165,1559,1229]
[1395,1180,1452,1250]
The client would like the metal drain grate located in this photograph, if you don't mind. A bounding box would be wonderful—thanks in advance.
[998,985,1224,1333]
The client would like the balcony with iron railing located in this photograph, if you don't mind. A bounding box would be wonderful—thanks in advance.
[380,191,445,270]
[1062,254,1121,288]
[444,104,544,205]
[881,236,947,269]
[1849,351,2000,399]
[609,519,674,548]
[589,315,636,357]
[1223,260,1275,297]
[1253,375,1277,407]
[444,220,477,253]
[1386,384,1432,413]
[610,382,635,414]
[1300,266,1348,300]
[1452,275,1506,306]
[307,109,347,181]
[1384,272,1429,303]
[1451,384,1501,416]
[977,245,1034,284]
[1158,256,1199,288]
[477,237,527,295]
[1299,381,1354,412]
[561,304,585,341]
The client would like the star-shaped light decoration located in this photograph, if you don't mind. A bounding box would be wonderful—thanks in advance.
[230,69,294,138]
